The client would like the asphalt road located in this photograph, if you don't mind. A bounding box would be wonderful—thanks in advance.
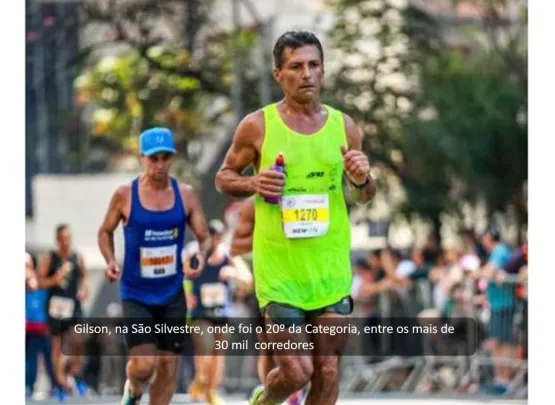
[26,394,527,405]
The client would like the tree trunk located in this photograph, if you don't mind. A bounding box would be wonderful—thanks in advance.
[185,0,198,53]
[431,213,442,247]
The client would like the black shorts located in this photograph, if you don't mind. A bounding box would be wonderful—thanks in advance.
[191,315,229,327]
[263,295,354,327]
[122,289,188,354]
[47,300,82,337]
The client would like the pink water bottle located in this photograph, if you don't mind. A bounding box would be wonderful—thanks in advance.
[264,153,285,204]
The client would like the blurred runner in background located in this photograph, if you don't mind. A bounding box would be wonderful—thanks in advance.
[229,198,304,405]
[26,251,57,399]
[184,219,252,405]
[38,224,89,402]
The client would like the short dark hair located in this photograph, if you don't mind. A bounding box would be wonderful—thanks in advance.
[55,223,70,236]
[273,31,324,68]
[485,224,501,242]
[354,258,371,271]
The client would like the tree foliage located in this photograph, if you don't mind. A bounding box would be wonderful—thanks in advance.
[325,0,527,240]
[73,0,265,169]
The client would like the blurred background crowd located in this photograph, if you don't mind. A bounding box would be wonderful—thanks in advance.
[25,0,527,402]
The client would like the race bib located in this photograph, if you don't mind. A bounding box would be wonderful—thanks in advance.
[140,245,177,278]
[200,283,227,308]
[281,194,329,239]
[48,296,75,319]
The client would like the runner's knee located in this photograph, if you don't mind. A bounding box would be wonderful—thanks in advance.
[157,356,177,378]
[128,356,157,381]
[281,356,313,388]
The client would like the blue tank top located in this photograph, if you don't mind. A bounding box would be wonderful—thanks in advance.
[191,255,232,319]
[122,177,187,305]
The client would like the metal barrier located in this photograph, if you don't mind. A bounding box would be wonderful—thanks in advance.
[340,273,528,398]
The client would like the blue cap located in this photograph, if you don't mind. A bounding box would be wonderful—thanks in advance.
[139,127,176,156]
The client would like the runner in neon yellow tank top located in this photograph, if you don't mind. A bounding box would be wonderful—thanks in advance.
[216,31,376,405]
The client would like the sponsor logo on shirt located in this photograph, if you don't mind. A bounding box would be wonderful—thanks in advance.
[306,171,324,179]
[144,228,179,242]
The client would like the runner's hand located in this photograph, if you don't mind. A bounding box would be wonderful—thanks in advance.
[184,252,205,278]
[105,260,121,283]
[26,276,38,291]
[61,261,72,273]
[77,286,89,301]
[53,269,66,286]
[185,291,197,310]
[219,265,237,281]
[255,168,285,200]
[341,146,370,185]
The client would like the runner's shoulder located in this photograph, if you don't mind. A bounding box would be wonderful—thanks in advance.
[325,104,354,126]
[235,109,265,141]
[241,108,264,126]
[336,110,361,145]
[176,182,195,195]
[113,184,132,206]
[176,182,201,206]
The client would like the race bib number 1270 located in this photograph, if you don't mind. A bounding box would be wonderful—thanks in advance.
[281,194,329,239]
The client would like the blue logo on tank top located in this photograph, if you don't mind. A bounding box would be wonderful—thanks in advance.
[144,228,179,241]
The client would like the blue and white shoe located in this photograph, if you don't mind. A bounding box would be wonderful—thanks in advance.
[72,377,89,397]
[52,386,68,403]
[75,378,88,396]
[120,380,142,405]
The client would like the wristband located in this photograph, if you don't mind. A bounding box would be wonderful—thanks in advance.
[351,176,370,189]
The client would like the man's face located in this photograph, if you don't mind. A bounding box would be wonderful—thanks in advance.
[273,45,324,102]
[142,152,173,181]
[57,229,72,252]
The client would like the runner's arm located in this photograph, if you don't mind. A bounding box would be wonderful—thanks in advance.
[25,253,38,290]
[97,186,126,265]
[215,112,262,197]
[229,198,255,257]
[25,253,33,273]
[182,185,212,257]
[77,254,88,299]
[37,252,59,288]
[343,114,376,204]
[226,256,254,290]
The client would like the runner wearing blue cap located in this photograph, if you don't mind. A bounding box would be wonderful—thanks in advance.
[97,127,213,405]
